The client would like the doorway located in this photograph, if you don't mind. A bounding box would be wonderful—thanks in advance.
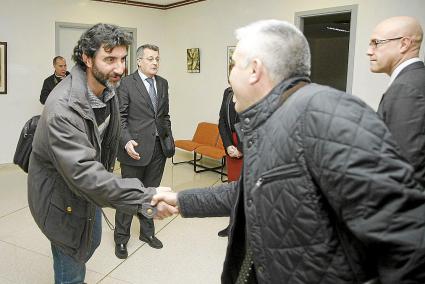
[55,22,138,74]
[295,5,357,93]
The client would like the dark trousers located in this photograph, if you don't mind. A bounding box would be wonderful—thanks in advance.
[114,138,166,244]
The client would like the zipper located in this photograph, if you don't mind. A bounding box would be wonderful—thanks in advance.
[256,164,302,187]
[85,205,96,258]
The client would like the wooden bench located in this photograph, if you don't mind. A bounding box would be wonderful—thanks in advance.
[173,122,227,181]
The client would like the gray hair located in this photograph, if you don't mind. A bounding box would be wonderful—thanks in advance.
[235,19,311,83]
[136,44,159,59]
[72,23,133,71]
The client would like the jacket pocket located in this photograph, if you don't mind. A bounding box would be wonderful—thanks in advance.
[256,163,302,186]
[44,203,87,249]
[43,183,88,249]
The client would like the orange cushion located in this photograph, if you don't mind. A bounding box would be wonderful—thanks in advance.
[175,140,202,151]
[195,145,226,160]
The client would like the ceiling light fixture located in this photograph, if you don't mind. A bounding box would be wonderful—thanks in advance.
[326,26,350,33]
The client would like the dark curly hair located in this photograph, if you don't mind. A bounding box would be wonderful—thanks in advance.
[72,23,133,71]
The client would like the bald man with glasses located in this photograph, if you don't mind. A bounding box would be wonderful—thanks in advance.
[367,16,425,188]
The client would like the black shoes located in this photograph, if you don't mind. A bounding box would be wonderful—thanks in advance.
[139,235,163,249]
[218,226,229,237]
[115,243,128,259]
[115,236,162,259]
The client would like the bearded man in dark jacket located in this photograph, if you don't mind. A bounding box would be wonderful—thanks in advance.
[153,19,425,284]
[28,23,176,284]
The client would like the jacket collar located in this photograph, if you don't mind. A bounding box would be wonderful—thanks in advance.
[68,65,94,121]
[236,76,310,139]
[389,58,423,86]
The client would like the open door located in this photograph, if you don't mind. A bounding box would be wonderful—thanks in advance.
[295,5,357,93]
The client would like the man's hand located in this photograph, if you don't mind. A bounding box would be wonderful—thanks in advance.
[227,145,242,158]
[152,191,178,207]
[156,186,172,193]
[152,189,179,219]
[155,201,179,219]
[125,140,140,160]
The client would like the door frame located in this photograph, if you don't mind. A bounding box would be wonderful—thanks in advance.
[295,5,358,94]
[55,22,137,73]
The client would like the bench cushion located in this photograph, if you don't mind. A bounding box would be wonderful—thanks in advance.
[195,145,225,160]
[175,140,203,151]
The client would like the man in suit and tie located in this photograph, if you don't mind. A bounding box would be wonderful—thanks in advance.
[114,44,175,259]
[367,16,425,187]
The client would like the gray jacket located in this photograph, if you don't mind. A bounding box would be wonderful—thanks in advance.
[28,66,156,261]
[178,78,425,283]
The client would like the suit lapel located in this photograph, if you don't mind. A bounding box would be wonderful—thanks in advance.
[133,72,155,113]
[155,76,163,109]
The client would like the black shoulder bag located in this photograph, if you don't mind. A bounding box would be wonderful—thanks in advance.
[13,115,40,173]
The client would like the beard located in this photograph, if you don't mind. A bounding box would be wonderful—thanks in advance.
[92,63,122,90]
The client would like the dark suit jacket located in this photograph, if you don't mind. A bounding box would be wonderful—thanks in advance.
[117,71,174,166]
[377,61,425,187]
[39,72,70,105]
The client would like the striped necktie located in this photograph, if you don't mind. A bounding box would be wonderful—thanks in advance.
[146,77,158,113]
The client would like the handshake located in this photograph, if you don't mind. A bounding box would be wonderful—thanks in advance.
[151,187,179,219]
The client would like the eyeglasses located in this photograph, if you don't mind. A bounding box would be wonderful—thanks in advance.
[139,57,160,62]
[368,37,403,49]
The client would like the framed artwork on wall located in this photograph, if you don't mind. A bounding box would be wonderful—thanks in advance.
[227,46,235,79]
[187,48,200,73]
[0,42,7,94]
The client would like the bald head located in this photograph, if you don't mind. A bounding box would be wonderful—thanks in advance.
[376,16,422,48]
[367,16,423,75]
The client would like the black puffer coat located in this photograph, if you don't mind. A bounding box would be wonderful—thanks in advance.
[178,78,425,283]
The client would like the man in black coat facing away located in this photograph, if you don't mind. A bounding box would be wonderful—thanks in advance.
[367,16,425,187]
[152,19,425,283]
[114,44,175,259]
[39,56,70,105]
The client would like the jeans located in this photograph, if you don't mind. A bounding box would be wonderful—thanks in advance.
[51,207,102,284]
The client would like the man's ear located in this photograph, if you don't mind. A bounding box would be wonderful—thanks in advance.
[83,54,93,69]
[248,59,262,85]
[400,37,413,53]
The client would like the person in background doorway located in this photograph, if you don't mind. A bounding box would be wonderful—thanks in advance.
[39,56,70,105]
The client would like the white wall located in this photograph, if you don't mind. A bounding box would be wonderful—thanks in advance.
[0,0,165,164]
[163,0,425,141]
[0,0,424,164]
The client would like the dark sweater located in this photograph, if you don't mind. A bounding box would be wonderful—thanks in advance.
[39,71,70,105]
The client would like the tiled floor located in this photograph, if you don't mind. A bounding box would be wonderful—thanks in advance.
[0,152,229,283]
